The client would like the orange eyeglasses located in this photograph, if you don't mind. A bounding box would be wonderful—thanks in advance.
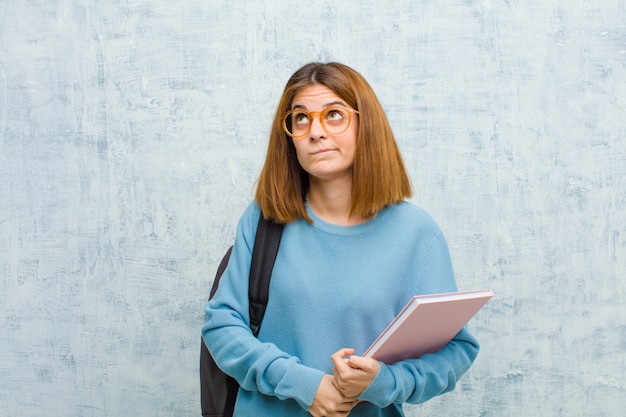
[283,105,359,138]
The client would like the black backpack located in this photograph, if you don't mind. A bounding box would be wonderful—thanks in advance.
[200,215,284,417]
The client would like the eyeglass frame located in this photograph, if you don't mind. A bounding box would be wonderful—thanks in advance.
[282,105,360,138]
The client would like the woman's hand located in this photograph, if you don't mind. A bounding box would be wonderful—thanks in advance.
[331,348,381,398]
[309,374,358,417]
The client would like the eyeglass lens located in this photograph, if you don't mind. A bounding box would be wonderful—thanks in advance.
[285,107,352,137]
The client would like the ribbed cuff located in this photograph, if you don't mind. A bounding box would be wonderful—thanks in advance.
[275,364,325,411]
[358,363,394,407]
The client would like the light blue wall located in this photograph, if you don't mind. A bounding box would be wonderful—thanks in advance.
[1,1,624,416]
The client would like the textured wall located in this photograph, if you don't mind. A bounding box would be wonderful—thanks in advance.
[0,1,624,416]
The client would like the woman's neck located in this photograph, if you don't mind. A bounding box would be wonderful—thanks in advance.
[307,178,369,226]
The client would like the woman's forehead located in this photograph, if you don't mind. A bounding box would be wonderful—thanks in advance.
[291,85,346,109]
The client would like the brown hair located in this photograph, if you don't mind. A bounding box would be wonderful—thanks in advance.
[255,62,412,223]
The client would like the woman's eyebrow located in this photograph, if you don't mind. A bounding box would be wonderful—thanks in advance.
[324,100,347,108]
[291,100,347,110]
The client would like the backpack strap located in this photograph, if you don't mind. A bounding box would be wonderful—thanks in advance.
[201,213,284,417]
[225,215,282,415]
[248,215,284,337]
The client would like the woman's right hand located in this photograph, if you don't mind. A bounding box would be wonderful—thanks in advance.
[309,374,358,417]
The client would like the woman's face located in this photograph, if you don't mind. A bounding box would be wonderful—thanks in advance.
[289,84,359,185]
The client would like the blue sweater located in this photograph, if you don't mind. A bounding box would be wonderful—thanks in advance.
[203,201,479,416]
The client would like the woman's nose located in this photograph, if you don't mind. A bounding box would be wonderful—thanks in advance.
[308,116,327,140]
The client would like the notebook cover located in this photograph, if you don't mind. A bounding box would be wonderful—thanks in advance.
[362,290,493,364]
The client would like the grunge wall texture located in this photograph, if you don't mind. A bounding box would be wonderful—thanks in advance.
[0,1,624,416]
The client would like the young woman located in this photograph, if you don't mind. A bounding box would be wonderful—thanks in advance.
[202,62,479,417]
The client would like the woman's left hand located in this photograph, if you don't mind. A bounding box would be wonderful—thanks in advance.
[330,348,381,398]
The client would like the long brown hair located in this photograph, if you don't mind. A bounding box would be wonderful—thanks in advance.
[255,62,412,223]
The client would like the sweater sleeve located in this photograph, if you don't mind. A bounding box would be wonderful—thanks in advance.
[201,203,323,411]
[358,227,481,406]
[358,327,479,406]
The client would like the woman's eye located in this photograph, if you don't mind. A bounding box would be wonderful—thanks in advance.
[294,113,310,125]
[326,109,345,121]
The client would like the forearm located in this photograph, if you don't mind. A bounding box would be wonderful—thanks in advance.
[203,304,324,410]
[358,327,480,406]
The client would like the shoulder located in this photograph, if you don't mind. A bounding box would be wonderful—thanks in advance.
[383,201,442,234]
[241,201,262,224]
[377,201,450,254]
[235,201,262,249]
